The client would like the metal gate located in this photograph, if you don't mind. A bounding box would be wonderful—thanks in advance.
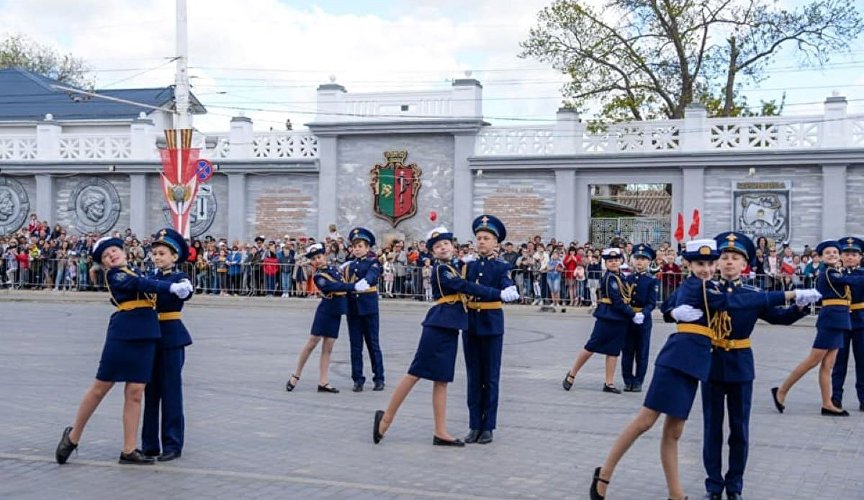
[590,217,669,247]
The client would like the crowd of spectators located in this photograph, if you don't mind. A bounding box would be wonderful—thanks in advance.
[1,216,823,305]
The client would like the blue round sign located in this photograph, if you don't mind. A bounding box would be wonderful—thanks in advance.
[196,159,214,183]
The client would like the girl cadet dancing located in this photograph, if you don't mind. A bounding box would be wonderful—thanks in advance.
[55,237,193,465]
[589,239,726,500]
[372,227,519,446]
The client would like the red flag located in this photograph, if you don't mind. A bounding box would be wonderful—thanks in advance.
[688,209,701,239]
[674,213,684,242]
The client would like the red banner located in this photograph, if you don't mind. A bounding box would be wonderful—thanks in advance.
[688,209,701,239]
[159,129,200,237]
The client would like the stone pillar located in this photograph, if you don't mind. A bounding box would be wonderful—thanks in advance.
[36,115,61,161]
[821,164,847,239]
[554,108,582,154]
[555,170,576,243]
[451,79,483,119]
[35,174,54,225]
[315,83,347,122]
[130,114,156,160]
[574,174,590,244]
[228,116,254,159]
[129,174,148,236]
[316,136,339,239]
[681,166,705,238]
[822,95,848,148]
[681,103,708,152]
[453,133,475,241]
[228,173,247,241]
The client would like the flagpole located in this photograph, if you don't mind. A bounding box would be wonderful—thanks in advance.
[175,0,191,236]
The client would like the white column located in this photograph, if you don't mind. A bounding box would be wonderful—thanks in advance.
[452,133,475,241]
[316,136,338,238]
[821,164,847,239]
[554,108,582,154]
[315,83,347,122]
[228,116,254,159]
[451,79,483,119]
[574,174,590,244]
[681,167,705,239]
[129,174,148,236]
[681,103,708,152]
[35,174,54,225]
[36,116,61,161]
[555,170,576,243]
[130,114,156,160]
[822,95,848,148]
[228,173,247,241]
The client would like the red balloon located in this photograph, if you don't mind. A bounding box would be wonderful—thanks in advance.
[429,211,437,222]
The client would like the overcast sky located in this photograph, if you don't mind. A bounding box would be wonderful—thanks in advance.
[2,0,863,132]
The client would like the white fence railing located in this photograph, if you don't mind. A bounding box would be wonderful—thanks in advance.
[59,134,132,160]
[0,136,37,160]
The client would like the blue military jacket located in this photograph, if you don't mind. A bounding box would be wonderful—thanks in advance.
[848,267,864,330]
[816,265,864,330]
[628,271,658,320]
[709,279,807,383]
[594,270,636,322]
[153,269,193,349]
[313,265,355,316]
[656,276,728,382]
[105,265,171,341]
[344,254,381,317]
[465,255,513,336]
[423,260,502,331]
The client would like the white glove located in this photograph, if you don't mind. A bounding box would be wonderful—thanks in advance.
[500,285,520,302]
[632,312,645,325]
[795,288,822,307]
[170,280,193,299]
[461,254,477,263]
[671,304,703,322]
[353,279,370,292]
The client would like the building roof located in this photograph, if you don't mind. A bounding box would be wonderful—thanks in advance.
[0,67,206,121]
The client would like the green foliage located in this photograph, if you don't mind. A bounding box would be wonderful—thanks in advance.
[0,33,93,89]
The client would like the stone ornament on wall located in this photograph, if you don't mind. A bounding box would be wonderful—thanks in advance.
[0,177,30,234]
[68,177,121,234]
[370,150,422,227]
[732,180,790,242]
[162,183,216,238]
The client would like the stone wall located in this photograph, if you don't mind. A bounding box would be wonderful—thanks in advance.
[247,173,319,241]
[336,134,454,245]
[54,175,130,235]
[847,165,864,236]
[472,171,556,243]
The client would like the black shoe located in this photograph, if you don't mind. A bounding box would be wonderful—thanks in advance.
[157,451,181,462]
[352,382,364,392]
[770,387,784,413]
[590,466,609,500]
[860,402,864,412]
[831,398,843,410]
[118,449,156,465]
[631,384,642,393]
[477,430,493,444]
[142,449,160,458]
[373,381,385,391]
[55,426,78,464]
[622,384,634,392]
[726,493,743,500]
[562,371,575,391]
[602,383,622,394]
[464,429,481,443]
[702,493,722,500]
[373,410,384,444]
[285,374,299,392]
[432,436,465,447]
[821,407,850,416]
[317,384,339,393]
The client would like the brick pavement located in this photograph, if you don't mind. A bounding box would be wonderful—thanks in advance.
[0,292,862,499]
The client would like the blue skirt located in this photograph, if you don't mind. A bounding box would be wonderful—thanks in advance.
[408,326,459,382]
[813,327,845,350]
[643,365,699,420]
[96,339,157,383]
[311,312,341,338]
[584,318,628,356]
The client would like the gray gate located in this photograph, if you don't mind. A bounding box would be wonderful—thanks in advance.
[590,217,670,247]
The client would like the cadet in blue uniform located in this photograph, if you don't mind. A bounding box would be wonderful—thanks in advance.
[563,247,643,393]
[141,228,193,462]
[589,239,726,500]
[462,215,519,444]
[830,236,864,412]
[702,232,820,500]
[55,237,193,465]
[372,227,519,447]
[621,244,658,392]
[285,243,368,393]
[772,239,864,416]
[343,227,385,392]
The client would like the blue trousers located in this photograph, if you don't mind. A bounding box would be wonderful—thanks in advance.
[462,333,503,431]
[701,379,752,496]
[831,328,864,405]
[621,320,652,387]
[142,347,186,455]
[347,313,383,384]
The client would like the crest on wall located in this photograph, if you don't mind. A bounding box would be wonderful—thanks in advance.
[732,180,790,242]
[370,150,422,227]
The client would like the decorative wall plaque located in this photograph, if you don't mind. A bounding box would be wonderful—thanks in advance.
[732,180,790,242]
[162,184,216,238]
[68,177,121,234]
[0,177,30,234]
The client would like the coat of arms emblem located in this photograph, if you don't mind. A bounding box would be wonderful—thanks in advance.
[370,150,422,227]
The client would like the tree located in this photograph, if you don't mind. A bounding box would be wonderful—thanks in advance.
[519,0,863,120]
[0,33,93,88]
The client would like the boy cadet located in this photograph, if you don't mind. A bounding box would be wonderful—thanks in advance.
[830,236,864,411]
[462,215,519,444]
[344,227,385,392]
[701,232,819,500]
[621,244,658,392]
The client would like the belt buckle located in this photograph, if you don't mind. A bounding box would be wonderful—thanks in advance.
[722,339,735,351]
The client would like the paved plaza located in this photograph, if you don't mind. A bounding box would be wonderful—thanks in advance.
[0,292,862,499]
